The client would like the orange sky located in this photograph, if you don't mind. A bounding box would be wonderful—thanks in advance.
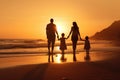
[0,0,120,39]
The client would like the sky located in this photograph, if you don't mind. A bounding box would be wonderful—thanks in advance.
[0,0,120,39]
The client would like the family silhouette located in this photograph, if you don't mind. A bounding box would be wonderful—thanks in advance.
[46,18,91,62]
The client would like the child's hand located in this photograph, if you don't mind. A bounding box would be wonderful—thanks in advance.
[57,35,59,39]
[57,35,59,38]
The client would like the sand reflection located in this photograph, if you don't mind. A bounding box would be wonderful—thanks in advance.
[53,51,116,63]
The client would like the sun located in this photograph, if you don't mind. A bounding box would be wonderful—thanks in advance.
[57,25,63,34]
[56,22,66,36]
[55,19,71,37]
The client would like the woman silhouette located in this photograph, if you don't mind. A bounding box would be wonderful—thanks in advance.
[67,22,82,61]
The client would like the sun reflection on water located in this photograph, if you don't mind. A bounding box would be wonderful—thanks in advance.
[55,54,62,63]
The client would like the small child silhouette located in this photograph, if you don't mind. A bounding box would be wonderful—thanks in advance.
[58,33,68,61]
[84,36,91,54]
[81,36,91,61]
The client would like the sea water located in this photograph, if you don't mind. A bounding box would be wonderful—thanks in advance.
[0,39,119,57]
[0,39,120,68]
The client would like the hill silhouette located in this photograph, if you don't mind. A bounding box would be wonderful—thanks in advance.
[91,20,120,40]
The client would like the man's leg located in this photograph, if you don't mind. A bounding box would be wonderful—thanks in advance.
[51,41,55,62]
[48,40,51,62]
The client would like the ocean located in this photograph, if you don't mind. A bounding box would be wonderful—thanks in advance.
[0,39,120,68]
[0,39,119,58]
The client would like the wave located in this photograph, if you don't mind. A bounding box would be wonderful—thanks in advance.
[0,39,81,49]
[0,39,47,49]
[0,39,113,50]
[0,43,47,49]
[1,39,120,60]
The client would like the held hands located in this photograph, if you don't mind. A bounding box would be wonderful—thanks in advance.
[80,37,84,41]
[57,35,59,39]
[57,35,70,39]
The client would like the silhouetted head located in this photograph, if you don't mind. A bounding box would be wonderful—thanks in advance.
[73,22,78,30]
[61,33,65,37]
[73,22,77,25]
[85,36,89,40]
[50,18,54,23]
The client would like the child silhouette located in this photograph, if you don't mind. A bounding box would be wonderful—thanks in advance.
[58,33,68,61]
[81,36,91,61]
[84,36,91,54]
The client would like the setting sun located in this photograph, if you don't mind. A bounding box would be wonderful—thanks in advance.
[56,22,65,35]
[0,1,120,80]
[0,0,120,39]
[56,20,70,37]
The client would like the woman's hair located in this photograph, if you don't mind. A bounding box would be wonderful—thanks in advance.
[73,22,78,30]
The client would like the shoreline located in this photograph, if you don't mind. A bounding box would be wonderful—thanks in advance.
[0,51,120,80]
[0,58,120,80]
[0,51,120,68]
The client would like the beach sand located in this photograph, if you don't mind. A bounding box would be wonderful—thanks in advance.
[0,52,120,80]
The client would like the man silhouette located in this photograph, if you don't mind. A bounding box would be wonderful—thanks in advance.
[46,18,59,62]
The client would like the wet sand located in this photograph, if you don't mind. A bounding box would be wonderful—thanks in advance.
[0,52,120,80]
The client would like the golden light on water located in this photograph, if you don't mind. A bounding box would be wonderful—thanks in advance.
[55,54,62,63]
[56,46,60,50]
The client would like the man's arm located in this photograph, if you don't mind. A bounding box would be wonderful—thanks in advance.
[46,25,49,39]
[55,25,59,37]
